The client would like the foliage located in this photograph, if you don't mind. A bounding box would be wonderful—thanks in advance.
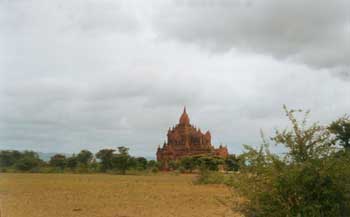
[147,160,160,172]
[273,106,334,163]
[225,154,240,171]
[168,160,179,170]
[179,156,196,172]
[95,149,115,172]
[89,158,99,172]
[194,170,226,185]
[134,157,148,170]
[0,150,44,172]
[0,148,159,174]
[175,155,226,173]
[197,156,224,171]
[14,151,44,172]
[76,150,93,166]
[111,146,132,174]
[49,154,66,170]
[329,115,350,150]
[0,150,22,168]
[226,106,350,217]
[66,155,78,170]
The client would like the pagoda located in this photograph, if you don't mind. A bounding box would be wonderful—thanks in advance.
[156,107,228,169]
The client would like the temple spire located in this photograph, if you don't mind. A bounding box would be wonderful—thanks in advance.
[179,106,190,125]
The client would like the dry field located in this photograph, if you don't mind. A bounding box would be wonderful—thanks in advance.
[0,173,242,217]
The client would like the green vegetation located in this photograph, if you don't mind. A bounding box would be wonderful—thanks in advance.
[197,106,350,217]
[0,147,160,174]
[0,148,235,174]
[329,115,350,150]
[166,155,237,173]
[0,150,44,172]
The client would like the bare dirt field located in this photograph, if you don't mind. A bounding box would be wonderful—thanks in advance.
[0,173,242,217]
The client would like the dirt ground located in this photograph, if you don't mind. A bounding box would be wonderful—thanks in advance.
[0,173,243,217]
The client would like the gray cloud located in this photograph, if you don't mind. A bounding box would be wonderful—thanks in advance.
[154,0,350,77]
[0,0,139,35]
[0,1,349,157]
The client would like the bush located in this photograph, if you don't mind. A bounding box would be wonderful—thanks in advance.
[226,106,350,217]
[147,160,160,173]
[179,157,197,173]
[151,167,159,173]
[134,157,148,170]
[234,161,348,217]
[194,170,226,185]
[168,160,179,170]
[197,156,223,171]
[225,155,240,171]
[15,156,42,172]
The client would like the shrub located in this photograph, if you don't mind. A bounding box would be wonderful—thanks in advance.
[329,115,350,150]
[179,157,196,173]
[227,106,350,217]
[134,157,148,170]
[225,154,240,171]
[194,170,226,185]
[198,156,224,171]
[168,160,179,171]
[151,167,159,173]
[15,156,42,172]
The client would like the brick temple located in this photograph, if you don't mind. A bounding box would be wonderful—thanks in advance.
[156,107,228,168]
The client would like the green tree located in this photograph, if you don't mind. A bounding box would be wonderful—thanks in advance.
[179,156,196,173]
[66,155,78,170]
[76,150,93,166]
[134,157,148,170]
[273,106,334,163]
[49,154,66,170]
[111,146,131,174]
[0,150,22,168]
[117,146,129,155]
[329,115,350,150]
[89,158,99,172]
[14,151,43,172]
[95,149,115,172]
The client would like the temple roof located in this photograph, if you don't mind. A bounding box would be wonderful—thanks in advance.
[179,106,190,125]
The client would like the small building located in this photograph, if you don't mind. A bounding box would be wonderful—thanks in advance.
[156,107,228,169]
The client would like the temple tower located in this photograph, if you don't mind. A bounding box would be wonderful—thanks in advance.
[156,107,229,169]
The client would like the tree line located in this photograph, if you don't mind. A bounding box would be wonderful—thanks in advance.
[0,146,239,174]
[0,147,158,174]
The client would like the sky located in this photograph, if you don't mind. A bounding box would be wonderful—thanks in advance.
[0,0,349,157]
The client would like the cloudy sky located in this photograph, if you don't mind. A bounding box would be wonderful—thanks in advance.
[0,0,349,157]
